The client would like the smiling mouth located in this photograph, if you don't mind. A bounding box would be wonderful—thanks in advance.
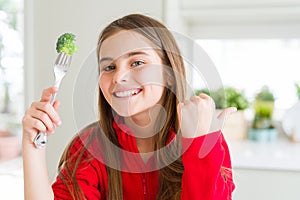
[113,88,142,98]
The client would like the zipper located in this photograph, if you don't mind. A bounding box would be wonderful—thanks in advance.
[142,173,148,200]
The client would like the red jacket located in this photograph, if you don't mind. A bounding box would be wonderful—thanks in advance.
[52,120,235,200]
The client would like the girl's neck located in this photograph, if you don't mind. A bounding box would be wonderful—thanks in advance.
[124,112,156,163]
[123,104,165,141]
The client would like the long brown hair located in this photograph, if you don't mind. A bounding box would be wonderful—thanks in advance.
[58,14,187,200]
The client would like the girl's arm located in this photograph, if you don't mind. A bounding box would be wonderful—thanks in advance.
[177,93,235,199]
[180,131,235,200]
[22,87,62,200]
[22,141,54,200]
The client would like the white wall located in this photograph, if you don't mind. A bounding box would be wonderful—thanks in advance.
[179,0,300,38]
[24,0,164,179]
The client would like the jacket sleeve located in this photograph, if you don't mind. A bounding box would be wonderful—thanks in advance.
[180,130,235,200]
[51,136,107,200]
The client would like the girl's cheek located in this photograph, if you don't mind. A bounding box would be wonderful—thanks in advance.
[99,79,109,98]
[134,64,165,86]
[98,74,108,88]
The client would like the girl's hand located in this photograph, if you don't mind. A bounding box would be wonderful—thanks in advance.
[22,87,62,146]
[177,93,237,138]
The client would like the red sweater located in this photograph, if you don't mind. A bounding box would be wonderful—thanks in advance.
[52,120,235,200]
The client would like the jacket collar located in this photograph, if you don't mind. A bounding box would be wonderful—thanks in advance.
[112,115,176,153]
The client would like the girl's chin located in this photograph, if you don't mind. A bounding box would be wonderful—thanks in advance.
[113,107,147,118]
[113,109,136,117]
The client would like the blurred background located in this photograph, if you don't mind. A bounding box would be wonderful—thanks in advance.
[0,0,300,199]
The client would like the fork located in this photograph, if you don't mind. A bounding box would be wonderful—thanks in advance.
[33,52,72,148]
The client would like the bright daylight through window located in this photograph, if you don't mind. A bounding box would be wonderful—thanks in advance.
[194,39,300,114]
[0,0,24,154]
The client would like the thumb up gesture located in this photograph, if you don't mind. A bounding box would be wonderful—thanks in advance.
[177,93,237,138]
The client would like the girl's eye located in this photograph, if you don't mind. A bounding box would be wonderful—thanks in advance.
[132,60,145,67]
[102,65,116,72]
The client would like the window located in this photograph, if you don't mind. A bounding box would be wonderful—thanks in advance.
[0,0,23,149]
[194,39,300,112]
[0,1,24,199]
[0,0,24,156]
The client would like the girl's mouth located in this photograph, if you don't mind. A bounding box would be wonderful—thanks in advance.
[113,88,142,98]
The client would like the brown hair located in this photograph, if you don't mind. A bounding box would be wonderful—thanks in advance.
[58,14,186,200]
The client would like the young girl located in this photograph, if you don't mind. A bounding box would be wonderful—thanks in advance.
[22,14,236,200]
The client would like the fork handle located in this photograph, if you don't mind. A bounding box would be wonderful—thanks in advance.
[33,92,57,149]
[33,132,48,149]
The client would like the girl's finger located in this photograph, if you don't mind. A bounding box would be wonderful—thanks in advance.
[217,107,237,120]
[52,100,61,112]
[33,102,61,125]
[176,102,183,120]
[190,95,201,102]
[30,110,56,133]
[40,87,58,102]
[198,93,211,99]
[22,115,47,134]
[30,118,48,133]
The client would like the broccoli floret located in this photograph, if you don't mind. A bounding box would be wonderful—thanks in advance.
[56,33,78,55]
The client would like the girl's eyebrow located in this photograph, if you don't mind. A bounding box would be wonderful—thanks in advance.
[99,51,150,63]
[99,57,113,63]
[127,51,150,57]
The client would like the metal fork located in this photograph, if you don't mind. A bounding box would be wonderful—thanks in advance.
[33,52,72,148]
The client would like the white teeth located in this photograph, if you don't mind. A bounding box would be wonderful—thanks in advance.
[115,89,140,97]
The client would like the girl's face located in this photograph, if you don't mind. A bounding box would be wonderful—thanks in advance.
[99,30,166,123]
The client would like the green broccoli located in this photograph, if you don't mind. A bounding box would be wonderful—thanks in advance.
[56,33,78,55]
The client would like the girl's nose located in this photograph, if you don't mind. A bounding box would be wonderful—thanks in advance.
[113,67,130,84]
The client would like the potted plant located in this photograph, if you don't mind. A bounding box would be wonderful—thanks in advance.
[0,128,21,160]
[248,86,278,142]
[0,120,21,160]
[195,87,249,140]
[295,83,300,100]
[195,87,249,110]
[282,83,300,143]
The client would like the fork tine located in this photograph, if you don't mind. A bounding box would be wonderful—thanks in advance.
[64,54,69,64]
[55,52,72,66]
[66,56,72,66]
[55,52,63,65]
[61,53,68,65]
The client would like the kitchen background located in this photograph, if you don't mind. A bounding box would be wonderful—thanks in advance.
[0,0,300,199]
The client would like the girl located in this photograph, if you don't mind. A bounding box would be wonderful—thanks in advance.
[22,14,236,200]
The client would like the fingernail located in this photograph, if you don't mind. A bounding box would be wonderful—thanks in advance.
[57,121,62,126]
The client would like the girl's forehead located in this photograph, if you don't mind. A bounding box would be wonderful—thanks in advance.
[99,30,157,59]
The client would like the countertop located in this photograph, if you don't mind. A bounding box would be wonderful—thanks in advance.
[0,157,24,200]
[228,137,300,171]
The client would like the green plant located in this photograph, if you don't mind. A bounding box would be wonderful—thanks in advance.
[0,0,18,29]
[224,87,249,110]
[255,86,275,102]
[195,87,249,110]
[295,83,300,100]
[252,86,275,129]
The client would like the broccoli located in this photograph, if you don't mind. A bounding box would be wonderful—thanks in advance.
[56,33,78,55]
